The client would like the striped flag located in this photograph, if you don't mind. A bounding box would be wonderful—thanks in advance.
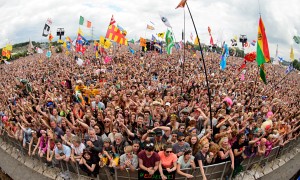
[79,16,91,28]
[109,15,116,25]
[285,63,293,74]
[256,16,270,84]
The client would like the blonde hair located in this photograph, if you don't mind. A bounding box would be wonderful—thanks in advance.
[218,137,229,150]
[124,145,133,153]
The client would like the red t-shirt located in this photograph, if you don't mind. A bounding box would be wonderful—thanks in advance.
[138,150,160,168]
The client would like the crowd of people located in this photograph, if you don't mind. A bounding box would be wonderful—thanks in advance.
[0,45,299,180]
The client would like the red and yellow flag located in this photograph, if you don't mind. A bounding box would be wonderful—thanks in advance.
[256,17,270,66]
[256,16,270,84]
[105,25,127,45]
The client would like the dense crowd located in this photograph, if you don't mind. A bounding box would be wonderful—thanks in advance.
[0,46,299,180]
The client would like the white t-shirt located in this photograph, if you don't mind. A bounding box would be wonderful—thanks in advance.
[177,155,195,169]
[71,143,86,155]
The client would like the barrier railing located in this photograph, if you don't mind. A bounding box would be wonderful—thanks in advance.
[0,130,299,180]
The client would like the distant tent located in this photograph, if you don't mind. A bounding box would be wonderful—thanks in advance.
[27,39,34,54]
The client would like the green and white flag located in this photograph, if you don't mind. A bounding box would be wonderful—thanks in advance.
[165,29,174,54]
[79,16,92,28]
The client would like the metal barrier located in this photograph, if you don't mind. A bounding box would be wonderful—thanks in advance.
[0,130,299,180]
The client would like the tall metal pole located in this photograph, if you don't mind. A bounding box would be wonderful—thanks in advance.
[186,2,213,138]
[181,7,186,94]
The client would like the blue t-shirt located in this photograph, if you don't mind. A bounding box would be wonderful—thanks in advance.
[54,144,71,157]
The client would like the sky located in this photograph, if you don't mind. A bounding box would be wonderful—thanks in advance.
[0,0,299,61]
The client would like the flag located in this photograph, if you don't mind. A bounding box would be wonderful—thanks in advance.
[293,35,300,44]
[105,24,128,45]
[46,50,52,58]
[147,24,155,30]
[158,32,165,39]
[290,46,294,61]
[129,46,135,54]
[174,43,180,50]
[66,36,72,42]
[190,32,193,41]
[117,24,124,31]
[278,56,284,62]
[6,44,12,51]
[57,39,64,43]
[78,28,83,35]
[194,37,199,45]
[42,19,52,37]
[48,33,53,41]
[2,47,7,57]
[238,61,247,71]
[79,16,92,28]
[109,15,116,25]
[220,43,229,70]
[175,0,187,9]
[256,17,270,66]
[256,16,270,84]
[210,36,214,45]
[76,58,84,66]
[129,39,135,44]
[285,63,293,74]
[152,35,157,42]
[231,38,237,46]
[104,56,112,64]
[259,64,267,84]
[36,47,43,54]
[251,40,256,46]
[4,60,11,65]
[208,26,212,36]
[165,29,175,54]
[100,36,112,49]
[160,15,172,28]
[140,37,146,47]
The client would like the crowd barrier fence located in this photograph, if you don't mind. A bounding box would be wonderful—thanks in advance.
[0,130,299,180]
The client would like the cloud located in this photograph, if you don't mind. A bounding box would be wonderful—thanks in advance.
[0,0,299,60]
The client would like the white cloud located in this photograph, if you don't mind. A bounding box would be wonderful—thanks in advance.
[0,0,299,60]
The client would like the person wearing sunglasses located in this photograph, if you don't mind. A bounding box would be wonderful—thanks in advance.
[158,143,177,180]
[172,132,190,157]
[138,142,160,178]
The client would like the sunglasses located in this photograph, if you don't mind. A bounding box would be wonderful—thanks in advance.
[178,139,185,142]
[165,151,172,153]
[104,121,110,123]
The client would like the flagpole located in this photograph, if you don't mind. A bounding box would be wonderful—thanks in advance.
[181,7,186,94]
[262,67,293,94]
[249,66,260,107]
[270,70,293,91]
[186,2,213,138]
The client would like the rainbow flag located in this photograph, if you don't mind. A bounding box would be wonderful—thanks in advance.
[256,17,270,84]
